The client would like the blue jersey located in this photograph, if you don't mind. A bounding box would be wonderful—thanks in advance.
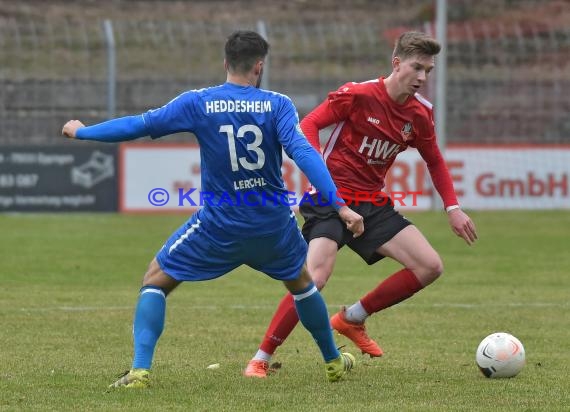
[143,83,311,236]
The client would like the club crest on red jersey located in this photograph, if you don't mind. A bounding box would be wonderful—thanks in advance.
[401,122,413,141]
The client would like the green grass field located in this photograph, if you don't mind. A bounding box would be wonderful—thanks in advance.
[1,211,569,411]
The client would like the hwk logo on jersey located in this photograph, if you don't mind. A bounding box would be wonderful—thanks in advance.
[400,122,413,141]
[358,136,401,165]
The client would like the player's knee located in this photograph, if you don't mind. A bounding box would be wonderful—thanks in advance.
[313,275,328,291]
[141,258,179,294]
[142,258,161,285]
[307,261,334,290]
[415,255,444,286]
[423,255,444,283]
[307,266,331,290]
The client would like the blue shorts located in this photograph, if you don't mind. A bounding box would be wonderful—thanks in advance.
[156,211,307,282]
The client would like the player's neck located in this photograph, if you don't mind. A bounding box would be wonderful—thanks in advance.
[226,73,258,87]
[384,74,410,104]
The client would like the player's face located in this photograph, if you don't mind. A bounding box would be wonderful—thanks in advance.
[397,54,435,95]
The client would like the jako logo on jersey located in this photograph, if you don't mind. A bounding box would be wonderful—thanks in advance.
[367,116,380,125]
[401,122,413,141]
[358,136,401,161]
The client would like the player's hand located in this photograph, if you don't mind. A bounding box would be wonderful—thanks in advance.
[338,206,364,238]
[61,120,85,139]
[447,208,477,245]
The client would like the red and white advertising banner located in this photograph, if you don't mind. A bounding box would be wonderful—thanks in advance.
[386,146,569,210]
[120,144,570,212]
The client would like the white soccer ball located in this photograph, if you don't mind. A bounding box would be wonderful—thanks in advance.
[476,332,525,378]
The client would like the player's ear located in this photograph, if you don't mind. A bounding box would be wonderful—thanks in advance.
[392,56,401,71]
[254,60,264,76]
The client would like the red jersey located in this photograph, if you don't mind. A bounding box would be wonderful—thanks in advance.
[301,78,458,208]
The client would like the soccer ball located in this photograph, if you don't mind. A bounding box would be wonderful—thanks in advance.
[475,332,525,378]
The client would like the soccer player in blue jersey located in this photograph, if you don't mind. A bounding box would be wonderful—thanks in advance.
[62,30,364,387]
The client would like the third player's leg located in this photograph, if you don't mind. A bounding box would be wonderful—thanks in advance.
[306,237,338,290]
[377,225,443,286]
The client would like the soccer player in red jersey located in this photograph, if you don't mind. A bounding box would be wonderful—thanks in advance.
[244,31,478,377]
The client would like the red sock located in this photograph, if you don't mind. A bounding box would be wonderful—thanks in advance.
[259,293,300,355]
[360,268,423,315]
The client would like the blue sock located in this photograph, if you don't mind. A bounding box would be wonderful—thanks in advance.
[132,286,166,370]
[292,283,340,362]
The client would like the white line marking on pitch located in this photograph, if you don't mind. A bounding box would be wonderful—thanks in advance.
[10,301,569,313]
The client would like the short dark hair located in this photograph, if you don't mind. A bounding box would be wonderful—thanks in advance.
[225,30,269,74]
[392,31,441,60]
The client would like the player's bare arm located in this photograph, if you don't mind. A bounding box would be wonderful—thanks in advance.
[62,120,85,139]
[413,127,476,245]
[447,208,477,245]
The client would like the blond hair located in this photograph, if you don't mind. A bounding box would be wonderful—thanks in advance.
[392,31,441,60]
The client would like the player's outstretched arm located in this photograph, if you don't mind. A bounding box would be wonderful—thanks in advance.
[61,115,149,142]
[447,208,477,245]
[414,132,476,245]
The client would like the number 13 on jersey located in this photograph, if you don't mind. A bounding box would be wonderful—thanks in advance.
[219,124,265,172]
